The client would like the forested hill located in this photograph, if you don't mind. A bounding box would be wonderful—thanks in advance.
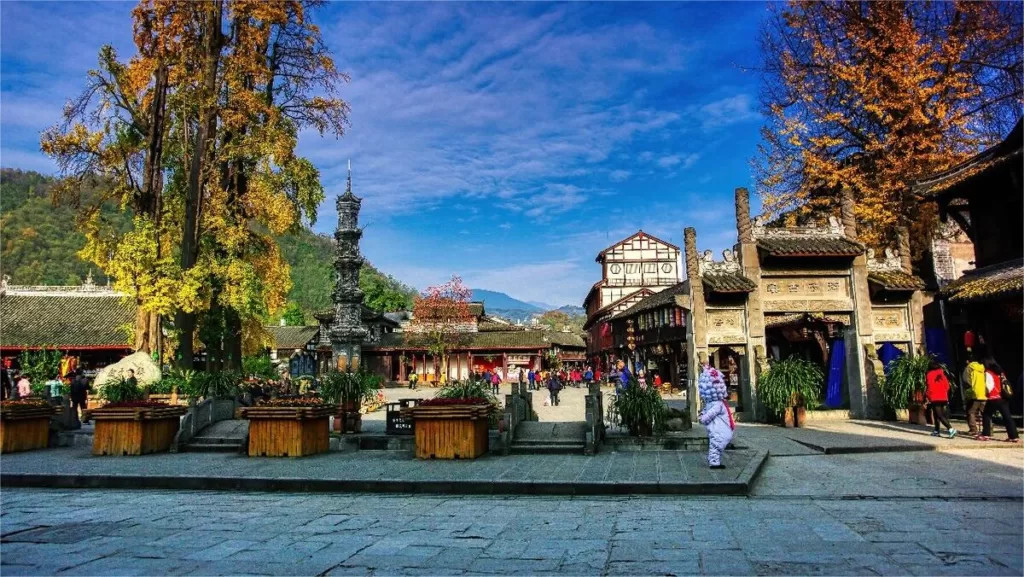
[0,168,416,322]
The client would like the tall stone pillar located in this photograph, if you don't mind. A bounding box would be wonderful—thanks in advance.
[684,227,706,422]
[899,226,927,353]
[842,186,878,418]
[331,165,368,372]
[735,187,765,421]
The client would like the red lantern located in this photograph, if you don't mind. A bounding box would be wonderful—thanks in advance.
[964,330,975,351]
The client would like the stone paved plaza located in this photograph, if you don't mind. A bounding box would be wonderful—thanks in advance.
[2,447,1022,576]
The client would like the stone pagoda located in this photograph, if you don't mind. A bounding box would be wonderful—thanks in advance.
[330,162,368,371]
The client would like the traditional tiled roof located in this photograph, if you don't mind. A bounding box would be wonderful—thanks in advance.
[583,288,655,329]
[913,120,1023,199]
[612,283,689,321]
[940,258,1023,303]
[756,236,864,257]
[596,230,679,262]
[0,292,135,349]
[867,270,925,291]
[468,302,484,317]
[366,330,584,351]
[702,272,757,294]
[478,320,525,332]
[265,325,320,350]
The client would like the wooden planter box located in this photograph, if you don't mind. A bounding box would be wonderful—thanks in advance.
[238,406,334,457]
[401,403,491,460]
[86,405,188,456]
[0,405,58,453]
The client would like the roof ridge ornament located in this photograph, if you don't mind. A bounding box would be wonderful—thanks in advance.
[866,248,904,272]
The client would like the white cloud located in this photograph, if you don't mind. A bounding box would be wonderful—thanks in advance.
[609,169,631,182]
[698,94,760,130]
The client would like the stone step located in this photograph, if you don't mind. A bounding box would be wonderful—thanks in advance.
[510,438,585,446]
[508,443,585,455]
[182,442,242,453]
[190,436,242,445]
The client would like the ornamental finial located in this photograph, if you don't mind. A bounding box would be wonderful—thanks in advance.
[346,159,352,194]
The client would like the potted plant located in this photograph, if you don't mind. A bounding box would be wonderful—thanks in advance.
[881,354,931,425]
[756,357,822,427]
[319,370,381,433]
[401,380,496,459]
[238,397,334,457]
[615,376,667,436]
[0,398,59,453]
[85,377,188,455]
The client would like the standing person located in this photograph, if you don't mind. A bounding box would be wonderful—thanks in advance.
[527,369,535,391]
[1,365,12,400]
[491,370,500,395]
[69,370,92,424]
[979,358,1020,443]
[617,360,631,391]
[125,369,138,389]
[584,366,594,388]
[547,372,563,406]
[16,372,31,399]
[518,367,526,389]
[697,365,734,469]
[962,356,988,436]
[925,360,957,438]
[637,369,647,389]
[483,369,492,389]
[409,371,418,390]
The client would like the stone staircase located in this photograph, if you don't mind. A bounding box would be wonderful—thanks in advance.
[182,419,248,453]
[509,421,586,455]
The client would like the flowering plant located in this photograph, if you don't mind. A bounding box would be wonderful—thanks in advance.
[419,396,492,407]
[104,400,171,408]
[257,397,331,407]
[1,398,51,409]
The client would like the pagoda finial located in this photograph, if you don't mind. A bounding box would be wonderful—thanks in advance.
[346,159,352,194]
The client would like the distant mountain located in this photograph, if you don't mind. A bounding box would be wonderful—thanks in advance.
[527,300,556,310]
[470,289,544,322]
[556,305,585,316]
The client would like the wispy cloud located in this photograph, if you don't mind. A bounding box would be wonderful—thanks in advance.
[697,94,760,130]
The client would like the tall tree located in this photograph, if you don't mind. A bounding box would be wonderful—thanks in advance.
[755,1,1022,257]
[408,276,474,379]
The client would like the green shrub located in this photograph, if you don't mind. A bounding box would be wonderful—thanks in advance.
[881,353,932,411]
[145,380,174,395]
[100,376,145,403]
[435,379,497,403]
[242,354,277,380]
[616,377,667,436]
[757,357,823,417]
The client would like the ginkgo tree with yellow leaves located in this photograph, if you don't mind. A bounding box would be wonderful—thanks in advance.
[42,0,349,370]
[755,1,1022,258]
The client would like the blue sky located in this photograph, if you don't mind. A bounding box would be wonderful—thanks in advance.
[1,1,767,307]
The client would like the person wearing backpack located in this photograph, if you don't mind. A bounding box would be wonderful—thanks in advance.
[925,360,957,438]
[978,358,1020,443]
[962,356,988,436]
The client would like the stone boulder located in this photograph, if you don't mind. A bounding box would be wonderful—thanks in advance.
[94,352,161,389]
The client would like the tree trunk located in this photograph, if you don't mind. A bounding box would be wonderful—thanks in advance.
[176,1,223,369]
[224,308,243,372]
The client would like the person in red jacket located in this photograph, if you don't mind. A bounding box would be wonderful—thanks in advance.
[925,360,957,438]
[979,358,1021,443]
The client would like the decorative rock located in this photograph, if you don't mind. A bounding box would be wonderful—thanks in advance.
[93,351,161,389]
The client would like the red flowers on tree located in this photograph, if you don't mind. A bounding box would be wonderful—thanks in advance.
[409,275,474,378]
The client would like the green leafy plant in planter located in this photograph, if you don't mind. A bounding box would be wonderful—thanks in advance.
[100,377,145,403]
[435,379,497,404]
[320,370,381,409]
[757,357,823,423]
[881,354,933,420]
[242,354,278,380]
[145,380,175,395]
[615,376,667,436]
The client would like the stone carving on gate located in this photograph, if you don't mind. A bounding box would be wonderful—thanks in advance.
[866,248,903,272]
[763,299,854,312]
[872,307,911,343]
[752,215,846,239]
[706,309,746,345]
[698,249,741,275]
[762,276,849,300]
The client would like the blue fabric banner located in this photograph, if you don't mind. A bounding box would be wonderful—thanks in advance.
[877,342,904,376]
[825,337,845,408]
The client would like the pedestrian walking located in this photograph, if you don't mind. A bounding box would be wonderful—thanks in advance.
[69,370,92,424]
[491,371,500,395]
[962,355,988,436]
[527,369,535,391]
[16,372,31,398]
[518,368,526,388]
[1,365,12,400]
[409,372,418,390]
[925,360,957,438]
[979,358,1020,443]
[584,366,594,387]
[547,373,563,406]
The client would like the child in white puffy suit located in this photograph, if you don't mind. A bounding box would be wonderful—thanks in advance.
[697,365,735,469]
